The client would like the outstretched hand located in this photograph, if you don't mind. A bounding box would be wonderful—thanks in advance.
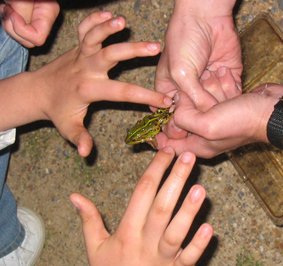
[35,11,172,157]
[70,148,213,266]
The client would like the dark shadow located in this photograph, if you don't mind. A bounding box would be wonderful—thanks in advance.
[102,28,161,79]
[197,236,219,266]
[233,0,243,16]
[58,0,119,10]
[198,153,229,167]
[29,12,63,57]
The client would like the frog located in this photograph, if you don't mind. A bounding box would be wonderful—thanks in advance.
[125,108,173,146]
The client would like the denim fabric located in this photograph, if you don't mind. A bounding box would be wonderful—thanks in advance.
[0,26,28,257]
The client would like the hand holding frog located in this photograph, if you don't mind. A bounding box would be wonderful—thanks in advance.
[157,83,283,158]
[0,11,172,157]
[70,148,213,266]
[155,0,242,111]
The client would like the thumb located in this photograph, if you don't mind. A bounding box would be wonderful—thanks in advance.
[64,124,93,157]
[70,193,109,257]
[76,129,94,158]
[175,71,217,111]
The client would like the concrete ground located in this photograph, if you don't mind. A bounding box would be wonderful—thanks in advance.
[7,0,283,265]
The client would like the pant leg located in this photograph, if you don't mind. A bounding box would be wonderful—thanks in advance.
[0,26,29,257]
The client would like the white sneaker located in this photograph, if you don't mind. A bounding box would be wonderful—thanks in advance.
[0,207,45,266]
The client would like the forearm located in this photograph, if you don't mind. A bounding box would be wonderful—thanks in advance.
[174,0,237,17]
[0,71,47,131]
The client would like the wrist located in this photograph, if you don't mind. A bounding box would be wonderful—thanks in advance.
[174,0,237,17]
[266,98,283,149]
[0,71,47,131]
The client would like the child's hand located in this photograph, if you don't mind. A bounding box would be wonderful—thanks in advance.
[0,0,60,47]
[34,12,172,157]
[70,148,213,266]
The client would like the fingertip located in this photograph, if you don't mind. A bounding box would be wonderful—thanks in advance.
[70,193,83,211]
[110,16,126,29]
[179,151,196,164]
[146,42,161,54]
[199,223,214,239]
[77,132,94,157]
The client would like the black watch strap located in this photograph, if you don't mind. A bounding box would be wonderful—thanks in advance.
[267,98,283,149]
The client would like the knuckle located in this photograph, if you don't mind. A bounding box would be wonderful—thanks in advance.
[136,174,156,193]
[170,62,188,84]
[162,233,180,248]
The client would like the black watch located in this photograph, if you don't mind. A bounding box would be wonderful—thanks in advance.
[267,98,283,149]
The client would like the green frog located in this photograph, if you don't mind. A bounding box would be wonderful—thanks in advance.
[125,108,173,146]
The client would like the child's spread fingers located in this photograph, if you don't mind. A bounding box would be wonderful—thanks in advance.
[158,185,206,259]
[84,79,172,108]
[176,223,213,266]
[78,11,113,43]
[117,148,175,233]
[143,152,196,240]
[80,16,126,56]
[97,42,160,70]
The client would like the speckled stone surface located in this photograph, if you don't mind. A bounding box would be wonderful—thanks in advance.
[6,0,283,265]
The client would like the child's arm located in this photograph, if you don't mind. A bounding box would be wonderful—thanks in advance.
[0,12,172,156]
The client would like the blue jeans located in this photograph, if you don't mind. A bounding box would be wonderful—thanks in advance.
[0,26,28,257]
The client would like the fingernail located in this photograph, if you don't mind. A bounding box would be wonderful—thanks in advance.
[189,185,201,203]
[199,224,212,239]
[180,152,192,164]
[71,199,81,211]
[172,123,183,132]
[162,146,174,154]
[201,70,211,81]
[146,42,159,52]
[164,96,172,106]
[100,11,112,19]
[173,92,179,104]
[111,17,123,27]
[217,67,226,77]
[236,83,242,91]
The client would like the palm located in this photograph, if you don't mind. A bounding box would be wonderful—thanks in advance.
[155,14,242,108]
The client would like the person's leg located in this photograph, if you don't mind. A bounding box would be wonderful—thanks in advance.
[0,27,45,265]
[0,26,28,258]
[0,150,25,257]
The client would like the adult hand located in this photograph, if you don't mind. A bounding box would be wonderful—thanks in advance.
[155,0,242,111]
[70,148,213,266]
[0,0,60,47]
[157,84,283,158]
